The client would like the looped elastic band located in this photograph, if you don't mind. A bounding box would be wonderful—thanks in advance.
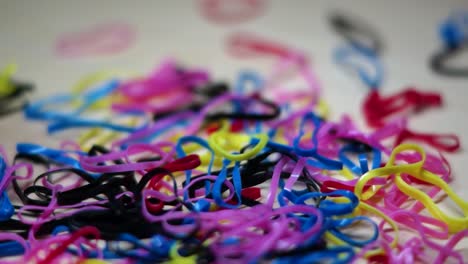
[55,22,136,58]
[0,157,14,221]
[293,112,343,170]
[71,69,137,110]
[234,70,263,95]
[431,44,468,77]
[328,216,379,247]
[0,233,29,258]
[80,142,174,173]
[211,159,243,208]
[208,130,268,161]
[394,128,460,153]
[338,143,381,175]
[363,89,443,127]
[334,44,383,89]
[226,32,305,63]
[16,143,83,169]
[118,60,209,101]
[175,136,214,200]
[330,12,384,90]
[329,12,383,54]
[286,190,359,216]
[169,242,197,264]
[356,143,468,233]
[109,233,174,262]
[25,79,146,134]
[37,226,100,264]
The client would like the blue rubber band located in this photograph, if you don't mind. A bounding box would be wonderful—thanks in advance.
[338,144,381,176]
[212,159,242,209]
[328,216,379,247]
[0,157,14,221]
[293,190,359,216]
[16,143,84,170]
[0,241,25,258]
[234,70,264,95]
[334,43,384,90]
[440,10,468,49]
[175,136,215,200]
[24,80,147,134]
[292,112,343,170]
[234,71,265,134]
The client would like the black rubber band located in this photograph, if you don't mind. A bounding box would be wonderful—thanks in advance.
[329,12,382,54]
[430,44,468,77]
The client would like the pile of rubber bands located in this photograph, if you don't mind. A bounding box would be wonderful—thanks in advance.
[0,10,468,264]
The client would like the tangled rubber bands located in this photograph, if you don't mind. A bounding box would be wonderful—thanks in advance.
[0,12,466,264]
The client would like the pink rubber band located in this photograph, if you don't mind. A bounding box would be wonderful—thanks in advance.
[199,0,267,25]
[80,142,175,173]
[55,22,135,58]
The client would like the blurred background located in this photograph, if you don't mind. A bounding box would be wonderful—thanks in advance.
[1,0,467,198]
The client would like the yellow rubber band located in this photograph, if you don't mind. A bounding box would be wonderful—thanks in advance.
[316,98,330,119]
[79,259,109,264]
[78,117,138,151]
[340,167,355,180]
[395,169,468,233]
[0,63,17,97]
[169,243,197,264]
[355,143,468,233]
[272,128,289,145]
[208,130,268,161]
[354,144,424,201]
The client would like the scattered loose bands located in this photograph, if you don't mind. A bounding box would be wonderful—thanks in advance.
[0,9,466,264]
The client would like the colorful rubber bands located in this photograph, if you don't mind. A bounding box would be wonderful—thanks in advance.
[0,11,466,264]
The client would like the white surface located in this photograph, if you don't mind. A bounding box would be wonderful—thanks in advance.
[1,0,468,259]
